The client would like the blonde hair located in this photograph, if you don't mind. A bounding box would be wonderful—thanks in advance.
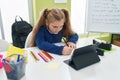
[30,8,75,46]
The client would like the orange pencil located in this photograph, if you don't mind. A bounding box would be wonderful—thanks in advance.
[42,51,54,60]
[30,51,40,61]
[40,51,50,61]
[38,53,48,62]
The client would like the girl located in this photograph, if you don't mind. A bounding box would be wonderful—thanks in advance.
[30,8,78,55]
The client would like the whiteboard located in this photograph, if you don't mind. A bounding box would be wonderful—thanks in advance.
[86,0,120,34]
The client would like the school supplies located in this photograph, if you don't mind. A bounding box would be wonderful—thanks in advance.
[38,53,48,62]
[0,54,3,69]
[6,45,28,62]
[7,46,26,56]
[38,51,54,62]
[2,59,13,73]
[5,56,11,62]
[17,54,20,62]
[12,16,32,48]
[2,54,26,80]
[42,51,54,60]
[30,51,40,61]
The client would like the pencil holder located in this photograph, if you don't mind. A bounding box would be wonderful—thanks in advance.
[2,54,26,80]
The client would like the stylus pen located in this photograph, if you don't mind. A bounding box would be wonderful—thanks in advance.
[63,37,69,47]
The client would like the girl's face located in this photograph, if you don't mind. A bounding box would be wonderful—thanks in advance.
[47,19,64,34]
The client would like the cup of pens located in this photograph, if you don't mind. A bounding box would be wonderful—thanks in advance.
[2,54,27,80]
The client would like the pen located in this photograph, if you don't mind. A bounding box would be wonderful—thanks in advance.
[17,54,20,62]
[63,37,69,46]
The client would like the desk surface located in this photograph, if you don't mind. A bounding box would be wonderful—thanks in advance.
[0,38,120,80]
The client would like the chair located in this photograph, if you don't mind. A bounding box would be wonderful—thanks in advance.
[0,39,12,52]
[24,32,32,48]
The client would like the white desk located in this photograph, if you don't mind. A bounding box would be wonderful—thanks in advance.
[0,38,120,80]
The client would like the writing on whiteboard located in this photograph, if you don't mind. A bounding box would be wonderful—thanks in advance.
[90,0,120,24]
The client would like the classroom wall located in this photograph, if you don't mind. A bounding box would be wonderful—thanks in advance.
[31,0,112,42]
[80,33,112,42]
[32,0,71,25]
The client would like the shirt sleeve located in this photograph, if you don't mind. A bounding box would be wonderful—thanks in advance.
[67,33,79,43]
[35,28,64,55]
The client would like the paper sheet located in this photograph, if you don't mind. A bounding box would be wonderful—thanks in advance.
[6,46,27,62]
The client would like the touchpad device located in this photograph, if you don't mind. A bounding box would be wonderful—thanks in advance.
[64,45,100,70]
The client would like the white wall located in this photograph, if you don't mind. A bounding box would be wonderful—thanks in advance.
[71,0,86,34]
[0,0,29,43]
[0,8,4,39]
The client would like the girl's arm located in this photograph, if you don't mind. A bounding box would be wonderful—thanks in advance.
[67,33,79,44]
[67,33,79,48]
[35,28,64,55]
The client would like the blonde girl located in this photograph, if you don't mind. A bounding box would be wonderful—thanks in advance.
[30,8,78,55]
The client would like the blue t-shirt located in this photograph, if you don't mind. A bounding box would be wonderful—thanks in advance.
[35,25,78,55]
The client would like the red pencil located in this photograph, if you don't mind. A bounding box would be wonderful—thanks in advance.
[2,59,13,73]
[42,51,54,60]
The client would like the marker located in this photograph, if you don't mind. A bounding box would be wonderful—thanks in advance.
[0,61,3,69]
[2,59,13,72]
[5,57,11,62]
[17,54,20,62]
[0,54,3,69]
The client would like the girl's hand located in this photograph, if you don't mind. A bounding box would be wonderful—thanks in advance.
[67,42,77,49]
[62,46,74,55]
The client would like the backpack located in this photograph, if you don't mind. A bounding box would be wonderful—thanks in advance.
[12,16,32,48]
